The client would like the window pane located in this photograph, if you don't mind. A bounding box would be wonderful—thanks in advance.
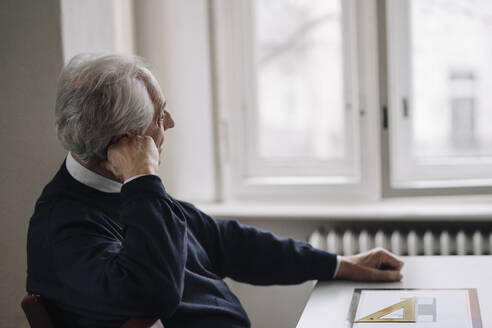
[253,0,345,160]
[411,0,492,159]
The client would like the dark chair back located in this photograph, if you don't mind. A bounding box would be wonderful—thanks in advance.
[20,294,54,328]
[21,294,163,328]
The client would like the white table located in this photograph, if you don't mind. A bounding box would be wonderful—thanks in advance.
[296,256,492,328]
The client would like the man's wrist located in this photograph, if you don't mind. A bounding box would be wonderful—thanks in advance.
[123,174,157,184]
[123,167,156,182]
[333,255,343,279]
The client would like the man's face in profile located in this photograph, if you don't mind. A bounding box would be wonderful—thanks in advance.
[141,76,175,160]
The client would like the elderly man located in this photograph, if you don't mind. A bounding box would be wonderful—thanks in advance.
[26,54,403,328]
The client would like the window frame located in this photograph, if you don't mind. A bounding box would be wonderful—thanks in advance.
[383,0,492,197]
[211,0,382,202]
[211,0,492,202]
[244,0,357,179]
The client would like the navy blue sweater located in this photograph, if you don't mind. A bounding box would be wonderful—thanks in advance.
[26,162,338,327]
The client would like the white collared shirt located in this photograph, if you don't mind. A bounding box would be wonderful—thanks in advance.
[66,152,147,193]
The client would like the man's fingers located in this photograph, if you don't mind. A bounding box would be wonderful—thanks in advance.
[338,260,403,282]
[368,267,403,282]
[338,249,404,282]
[373,248,404,271]
[380,253,404,271]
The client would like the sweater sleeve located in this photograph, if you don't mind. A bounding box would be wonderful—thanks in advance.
[212,219,338,285]
[176,200,339,285]
[50,176,187,319]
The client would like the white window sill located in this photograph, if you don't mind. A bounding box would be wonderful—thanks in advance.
[195,195,492,221]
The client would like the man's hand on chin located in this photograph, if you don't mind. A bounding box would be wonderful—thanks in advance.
[103,133,160,182]
[334,248,404,282]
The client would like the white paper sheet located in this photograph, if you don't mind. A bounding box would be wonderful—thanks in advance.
[352,289,472,328]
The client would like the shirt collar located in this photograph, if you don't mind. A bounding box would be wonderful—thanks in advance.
[66,152,122,193]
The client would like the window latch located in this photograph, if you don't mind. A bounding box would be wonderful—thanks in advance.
[382,105,388,130]
[402,97,409,118]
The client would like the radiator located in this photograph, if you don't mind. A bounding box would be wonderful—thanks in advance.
[309,228,492,256]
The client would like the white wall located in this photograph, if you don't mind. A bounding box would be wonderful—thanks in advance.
[60,0,116,61]
[134,0,218,202]
[0,1,65,327]
[60,0,135,61]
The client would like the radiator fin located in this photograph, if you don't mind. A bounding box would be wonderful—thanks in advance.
[309,229,492,256]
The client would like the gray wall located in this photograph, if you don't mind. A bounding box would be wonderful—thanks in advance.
[0,1,65,327]
[0,1,124,326]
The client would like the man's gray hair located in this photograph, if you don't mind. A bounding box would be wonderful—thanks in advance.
[55,53,156,162]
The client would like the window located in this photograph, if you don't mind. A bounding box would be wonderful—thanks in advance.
[212,0,371,200]
[252,0,352,174]
[387,0,492,189]
[212,0,492,201]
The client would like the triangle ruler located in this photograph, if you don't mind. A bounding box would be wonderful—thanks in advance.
[356,296,417,323]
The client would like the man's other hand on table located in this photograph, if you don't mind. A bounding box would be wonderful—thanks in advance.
[335,248,404,282]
